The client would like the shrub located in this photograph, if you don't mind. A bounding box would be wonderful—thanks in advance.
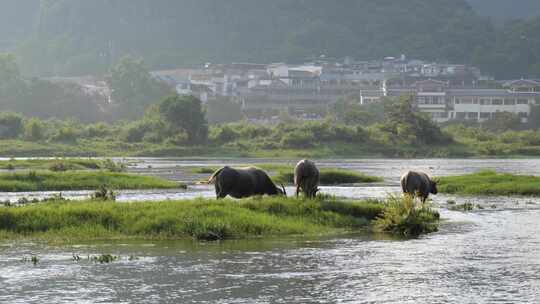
[122,121,151,143]
[23,118,45,141]
[280,130,316,148]
[374,195,440,237]
[0,112,24,139]
[85,122,112,138]
[50,125,80,143]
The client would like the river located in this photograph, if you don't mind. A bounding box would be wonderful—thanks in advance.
[1,158,540,303]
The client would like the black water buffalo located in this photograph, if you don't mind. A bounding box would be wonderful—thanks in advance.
[400,171,438,203]
[208,166,286,199]
[294,159,320,198]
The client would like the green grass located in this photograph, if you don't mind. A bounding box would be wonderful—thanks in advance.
[192,164,382,185]
[273,168,383,185]
[0,195,439,241]
[0,171,183,192]
[373,195,440,237]
[438,170,540,196]
[0,196,382,241]
[0,158,125,171]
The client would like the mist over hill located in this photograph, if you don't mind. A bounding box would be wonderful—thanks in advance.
[0,0,538,79]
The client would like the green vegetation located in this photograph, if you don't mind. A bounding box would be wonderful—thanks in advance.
[0,94,539,158]
[0,195,439,241]
[0,171,183,192]
[438,170,540,196]
[273,168,382,185]
[444,125,540,157]
[374,195,440,237]
[0,158,124,171]
[448,202,475,212]
[192,164,382,185]
[0,0,536,80]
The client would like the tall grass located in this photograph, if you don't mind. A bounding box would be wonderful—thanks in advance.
[0,197,385,241]
[0,171,183,192]
[374,195,440,237]
[0,195,440,241]
[438,170,540,196]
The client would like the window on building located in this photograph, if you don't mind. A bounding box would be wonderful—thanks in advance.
[480,112,491,119]
[431,112,448,118]
[504,99,516,105]
[517,99,529,105]
[456,112,466,119]
[461,98,473,104]
[480,99,490,105]
[492,99,503,105]
[454,98,460,104]
[519,112,529,118]
[467,112,479,119]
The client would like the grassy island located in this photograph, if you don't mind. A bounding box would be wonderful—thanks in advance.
[438,170,540,196]
[0,196,439,241]
[0,171,183,192]
[0,158,124,171]
[193,164,382,185]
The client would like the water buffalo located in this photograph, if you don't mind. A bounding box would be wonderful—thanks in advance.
[294,159,320,198]
[400,171,438,203]
[208,166,286,199]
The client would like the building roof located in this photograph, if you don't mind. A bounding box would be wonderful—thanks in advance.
[448,89,540,97]
[503,79,540,88]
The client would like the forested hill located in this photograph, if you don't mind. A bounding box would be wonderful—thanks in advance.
[4,0,489,76]
[466,0,540,19]
[0,0,538,79]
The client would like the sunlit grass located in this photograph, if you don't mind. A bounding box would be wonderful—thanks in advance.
[0,196,384,241]
[373,195,440,237]
[438,170,540,196]
[0,195,440,241]
[0,171,183,192]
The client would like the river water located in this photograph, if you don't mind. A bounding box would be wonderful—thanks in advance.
[1,158,540,303]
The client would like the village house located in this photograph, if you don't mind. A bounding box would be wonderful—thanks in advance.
[381,79,540,123]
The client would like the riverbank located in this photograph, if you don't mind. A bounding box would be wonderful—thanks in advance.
[0,139,476,159]
[0,196,439,241]
[438,170,540,196]
[0,171,183,192]
[2,138,540,159]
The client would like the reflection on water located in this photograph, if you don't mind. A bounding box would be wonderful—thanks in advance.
[1,158,540,303]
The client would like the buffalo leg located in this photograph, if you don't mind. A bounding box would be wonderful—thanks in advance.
[296,186,300,198]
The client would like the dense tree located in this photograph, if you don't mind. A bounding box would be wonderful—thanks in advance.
[377,96,452,145]
[0,112,24,139]
[159,94,208,143]
[109,55,172,119]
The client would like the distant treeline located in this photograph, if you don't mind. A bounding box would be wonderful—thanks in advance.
[0,0,538,79]
[3,94,540,158]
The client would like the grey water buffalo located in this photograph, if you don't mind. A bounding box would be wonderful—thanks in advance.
[400,171,438,203]
[294,159,320,198]
[208,166,286,199]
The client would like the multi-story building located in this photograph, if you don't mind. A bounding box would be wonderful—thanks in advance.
[379,79,540,123]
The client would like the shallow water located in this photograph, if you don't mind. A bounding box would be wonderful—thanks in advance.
[1,158,540,303]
